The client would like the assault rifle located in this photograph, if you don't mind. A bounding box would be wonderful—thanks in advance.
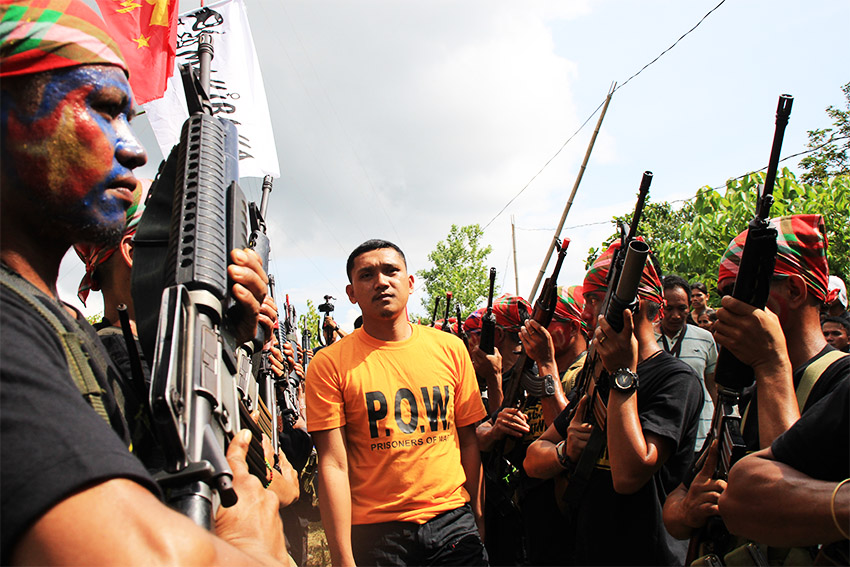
[275,289,301,429]
[686,95,793,566]
[560,171,652,510]
[479,267,497,355]
[442,292,453,333]
[430,296,441,327]
[455,303,469,348]
[131,34,271,528]
[301,328,312,373]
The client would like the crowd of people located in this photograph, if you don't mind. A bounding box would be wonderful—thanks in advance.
[1,1,848,566]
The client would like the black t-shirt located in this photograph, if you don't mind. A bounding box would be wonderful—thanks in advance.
[742,345,849,450]
[0,283,160,562]
[553,350,704,565]
[94,322,167,472]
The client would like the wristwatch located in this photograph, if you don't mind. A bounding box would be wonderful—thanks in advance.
[609,368,639,393]
[555,440,574,473]
[541,374,557,398]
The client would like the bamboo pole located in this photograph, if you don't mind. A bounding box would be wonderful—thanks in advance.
[528,82,616,302]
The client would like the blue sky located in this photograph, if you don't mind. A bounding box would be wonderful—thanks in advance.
[64,0,848,330]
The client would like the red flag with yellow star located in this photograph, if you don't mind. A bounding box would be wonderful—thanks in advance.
[94,0,177,104]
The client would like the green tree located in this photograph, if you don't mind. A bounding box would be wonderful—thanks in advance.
[799,82,850,186]
[298,299,321,350]
[417,224,496,323]
[588,170,850,306]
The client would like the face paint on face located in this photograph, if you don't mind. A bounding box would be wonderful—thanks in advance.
[1,65,146,246]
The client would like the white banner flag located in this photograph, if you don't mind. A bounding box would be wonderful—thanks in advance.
[143,0,279,179]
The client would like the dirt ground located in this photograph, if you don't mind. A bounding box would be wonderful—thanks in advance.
[305,521,331,567]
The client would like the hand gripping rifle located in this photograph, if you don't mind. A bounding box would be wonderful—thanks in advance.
[490,238,570,489]
[686,95,793,566]
[560,171,652,510]
[130,34,270,528]
[479,267,497,355]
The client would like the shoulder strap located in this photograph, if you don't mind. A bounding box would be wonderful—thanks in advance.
[796,349,848,412]
[0,268,110,424]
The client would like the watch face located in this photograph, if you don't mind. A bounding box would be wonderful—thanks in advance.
[614,371,635,390]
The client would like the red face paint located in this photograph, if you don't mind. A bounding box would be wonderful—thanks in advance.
[6,84,113,201]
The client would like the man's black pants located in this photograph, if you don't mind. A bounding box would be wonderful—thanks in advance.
[351,503,489,566]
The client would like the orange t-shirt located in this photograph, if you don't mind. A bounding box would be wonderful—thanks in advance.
[306,324,486,525]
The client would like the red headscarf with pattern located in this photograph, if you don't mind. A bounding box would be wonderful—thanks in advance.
[0,0,128,78]
[582,238,663,305]
[491,293,531,332]
[718,214,830,303]
[552,285,587,332]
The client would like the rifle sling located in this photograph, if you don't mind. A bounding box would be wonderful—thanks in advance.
[0,266,112,428]
[741,349,847,431]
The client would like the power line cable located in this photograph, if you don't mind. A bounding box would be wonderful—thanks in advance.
[482,0,729,232]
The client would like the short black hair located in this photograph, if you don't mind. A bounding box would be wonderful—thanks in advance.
[346,239,407,282]
[690,281,708,295]
[662,274,691,303]
[823,316,850,333]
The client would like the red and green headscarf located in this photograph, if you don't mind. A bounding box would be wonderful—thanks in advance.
[553,285,586,332]
[718,214,830,303]
[491,293,531,332]
[583,238,663,305]
[73,179,147,305]
[463,308,485,335]
[0,0,127,78]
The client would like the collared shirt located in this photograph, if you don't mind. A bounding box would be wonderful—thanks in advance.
[655,323,718,448]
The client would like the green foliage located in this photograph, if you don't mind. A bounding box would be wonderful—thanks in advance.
[86,312,103,325]
[799,82,850,186]
[298,299,321,349]
[416,224,497,323]
[588,170,850,306]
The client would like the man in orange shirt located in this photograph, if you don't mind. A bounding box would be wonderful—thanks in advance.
[305,239,488,566]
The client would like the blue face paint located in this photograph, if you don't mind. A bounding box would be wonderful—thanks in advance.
[1,65,147,246]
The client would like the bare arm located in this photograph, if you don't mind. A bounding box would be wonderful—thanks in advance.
[470,345,503,413]
[596,311,670,494]
[713,297,797,447]
[313,427,356,567]
[458,424,485,537]
[719,448,849,547]
[524,421,567,479]
[12,430,288,566]
[520,320,568,425]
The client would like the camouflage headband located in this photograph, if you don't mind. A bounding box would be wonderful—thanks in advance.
[0,0,127,78]
[553,285,587,332]
[718,214,830,303]
[583,238,663,305]
[73,179,147,305]
[491,293,531,332]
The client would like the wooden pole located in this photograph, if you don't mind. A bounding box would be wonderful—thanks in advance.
[511,215,519,295]
[528,81,616,302]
